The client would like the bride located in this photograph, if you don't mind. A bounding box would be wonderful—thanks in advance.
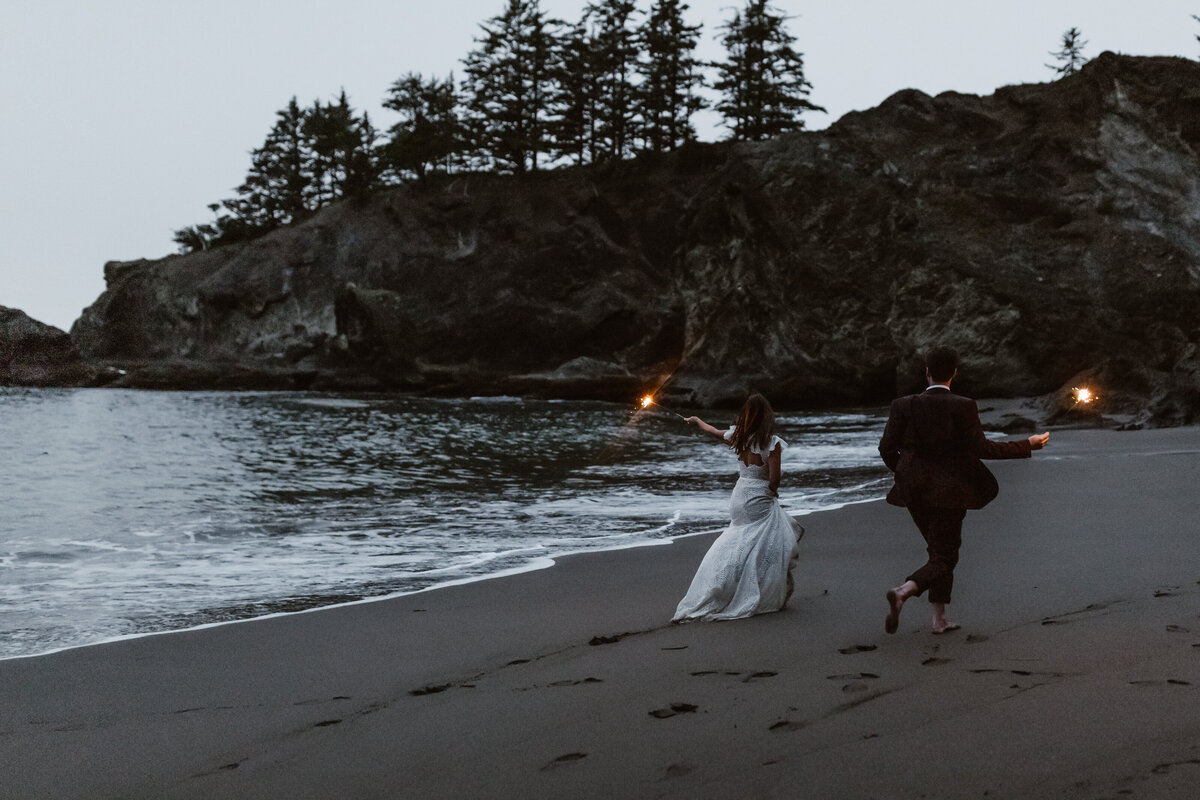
[673,393,805,622]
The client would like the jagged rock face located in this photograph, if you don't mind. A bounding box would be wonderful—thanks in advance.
[74,162,701,395]
[666,52,1200,420]
[70,53,1199,423]
[0,306,103,386]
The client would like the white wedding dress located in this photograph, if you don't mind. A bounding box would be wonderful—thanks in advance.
[672,430,805,622]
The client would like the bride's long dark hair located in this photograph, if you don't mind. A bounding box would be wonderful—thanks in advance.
[729,393,775,455]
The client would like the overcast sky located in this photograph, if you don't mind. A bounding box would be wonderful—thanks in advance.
[2,0,1195,330]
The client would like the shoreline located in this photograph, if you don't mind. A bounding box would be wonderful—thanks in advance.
[3,426,1199,799]
[0,493,889,664]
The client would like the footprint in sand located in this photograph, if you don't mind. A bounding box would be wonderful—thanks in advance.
[769,719,806,732]
[826,673,880,680]
[1126,679,1190,687]
[836,674,879,692]
[192,760,244,778]
[589,633,629,646]
[356,701,387,718]
[1166,625,1191,633]
[921,657,952,666]
[312,719,342,728]
[649,703,699,719]
[664,763,694,778]
[409,683,451,696]
[743,671,777,683]
[1151,757,1200,776]
[541,753,587,771]
[838,644,877,655]
[966,634,990,644]
[294,696,351,706]
[548,678,604,687]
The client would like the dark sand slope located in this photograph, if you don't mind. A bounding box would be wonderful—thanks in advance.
[2,428,1198,799]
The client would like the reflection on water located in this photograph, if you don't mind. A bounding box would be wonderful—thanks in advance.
[0,388,889,658]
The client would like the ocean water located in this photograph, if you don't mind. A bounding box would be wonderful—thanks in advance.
[0,388,892,660]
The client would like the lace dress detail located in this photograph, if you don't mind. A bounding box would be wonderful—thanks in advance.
[672,428,805,622]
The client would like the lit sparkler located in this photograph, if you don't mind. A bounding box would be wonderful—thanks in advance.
[637,393,686,420]
[1071,386,1097,407]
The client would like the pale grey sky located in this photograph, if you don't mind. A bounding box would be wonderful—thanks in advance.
[1,0,1195,330]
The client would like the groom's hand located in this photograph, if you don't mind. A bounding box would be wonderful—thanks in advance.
[1028,432,1050,450]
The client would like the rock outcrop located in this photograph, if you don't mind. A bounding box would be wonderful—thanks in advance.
[0,306,114,386]
[67,53,1200,424]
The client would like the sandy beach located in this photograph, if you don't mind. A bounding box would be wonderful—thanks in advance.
[2,426,1199,799]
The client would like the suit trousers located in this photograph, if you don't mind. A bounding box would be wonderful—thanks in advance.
[905,504,967,605]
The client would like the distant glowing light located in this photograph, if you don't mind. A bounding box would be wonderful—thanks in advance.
[1072,387,1095,404]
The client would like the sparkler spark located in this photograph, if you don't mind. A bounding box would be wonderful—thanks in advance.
[636,393,686,420]
[1072,387,1095,404]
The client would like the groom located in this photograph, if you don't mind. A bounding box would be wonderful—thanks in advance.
[878,347,1049,634]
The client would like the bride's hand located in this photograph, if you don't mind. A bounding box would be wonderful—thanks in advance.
[684,416,701,426]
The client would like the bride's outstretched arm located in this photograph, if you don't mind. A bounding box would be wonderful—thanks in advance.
[684,417,728,442]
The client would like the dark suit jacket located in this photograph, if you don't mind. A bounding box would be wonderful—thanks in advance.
[878,388,1032,510]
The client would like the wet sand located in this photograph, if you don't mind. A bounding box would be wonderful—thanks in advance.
[2,427,1198,799]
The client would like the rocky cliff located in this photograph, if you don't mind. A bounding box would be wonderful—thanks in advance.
[0,306,115,387]
[66,53,1200,424]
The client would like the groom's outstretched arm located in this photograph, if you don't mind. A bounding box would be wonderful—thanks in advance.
[962,400,1048,459]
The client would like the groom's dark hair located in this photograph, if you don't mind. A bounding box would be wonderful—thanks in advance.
[925,346,959,382]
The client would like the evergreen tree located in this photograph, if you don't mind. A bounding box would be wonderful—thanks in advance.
[225,97,312,232]
[462,0,558,174]
[178,97,315,249]
[713,0,824,141]
[173,202,253,254]
[586,0,641,161]
[305,90,371,204]
[174,92,378,251]
[382,72,464,181]
[1046,27,1088,77]
[548,17,599,165]
[344,110,381,200]
[172,203,222,253]
[635,0,706,153]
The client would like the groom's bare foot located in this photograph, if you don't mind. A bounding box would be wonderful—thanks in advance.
[930,601,959,635]
[885,588,905,634]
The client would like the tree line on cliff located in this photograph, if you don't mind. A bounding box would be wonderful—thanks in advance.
[173,0,823,254]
